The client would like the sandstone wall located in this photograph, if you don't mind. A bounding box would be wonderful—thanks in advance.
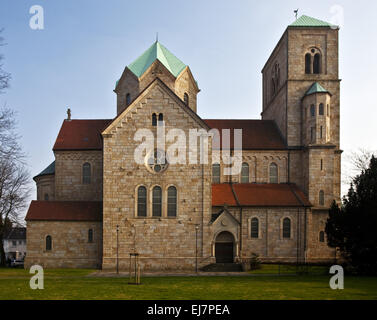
[54,150,103,201]
[25,221,102,268]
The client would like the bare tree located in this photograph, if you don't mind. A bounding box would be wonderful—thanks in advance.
[0,29,11,94]
[342,148,377,186]
[0,30,30,266]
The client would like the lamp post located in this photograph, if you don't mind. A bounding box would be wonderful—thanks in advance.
[116,225,119,274]
[195,225,199,273]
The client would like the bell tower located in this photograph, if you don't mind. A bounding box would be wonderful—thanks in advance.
[262,15,341,204]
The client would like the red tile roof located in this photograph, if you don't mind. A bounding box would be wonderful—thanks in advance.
[53,118,286,151]
[25,201,102,221]
[53,119,112,151]
[212,183,311,207]
[203,119,286,150]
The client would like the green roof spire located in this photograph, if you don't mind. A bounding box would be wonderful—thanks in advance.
[290,15,336,28]
[305,82,331,96]
[127,41,187,78]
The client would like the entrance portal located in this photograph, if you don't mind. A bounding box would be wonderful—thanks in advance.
[215,231,234,263]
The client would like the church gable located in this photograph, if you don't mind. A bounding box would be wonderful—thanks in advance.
[103,78,209,137]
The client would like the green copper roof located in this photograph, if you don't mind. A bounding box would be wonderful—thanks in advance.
[305,82,330,96]
[34,161,55,179]
[127,41,187,78]
[290,15,335,28]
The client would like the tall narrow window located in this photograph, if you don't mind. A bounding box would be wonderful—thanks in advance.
[152,186,162,217]
[251,218,259,238]
[137,186,147,217]
[158,113,163,126]
[184,93,189,105]
[167,186,177,217]
[241,162,249,183]
[152,113,157,126]
[212,163,220,183]
[313,54,321,74]
[283,218,291,239]
[319,190,325,206]
[310,105,315,117]
[319,103,324,115]
[320,159,323,171]
[126,93,131,105]
[305,53,311,74]
[88,229,93,243]
[320,126,323,139]
[269,163,278,183]
[46,235,52,251]
[319,231,325,243]
[83,163,91,184]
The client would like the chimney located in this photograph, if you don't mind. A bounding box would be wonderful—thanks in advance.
[67,108,71,121]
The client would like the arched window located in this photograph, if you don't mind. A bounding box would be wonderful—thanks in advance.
[319,190,325,206]
[212,163,220,183]
[83,163,91,184]
[319,231,325,243]
[241,162,249,183]
[310,104,316,117]
[250,218,259,238]
[313,54,321,74]
[319,103,324,115]
[46,235,52,251]
[44,193,49,201]
[152,113,157,126]
[305,53,311,74]
[88,229,93,243]
[184,93,189,105]
[269,163,278,183]
[167,186,177,217]
[158,113,164,126]
[126,93,131,105]
[137,186,147,217]
[152,186,162,217]
[283,218,291,239]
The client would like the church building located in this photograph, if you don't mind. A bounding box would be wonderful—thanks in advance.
[25,15,341,270]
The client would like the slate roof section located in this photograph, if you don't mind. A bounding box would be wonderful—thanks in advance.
[25,201,103,221]
[128,41,187,78]
[289,15,336,28]
[33,161,55,180]
[4,227,26,240]
[212,183,311,207]
[204,119,287,150]
[53,119,112,151]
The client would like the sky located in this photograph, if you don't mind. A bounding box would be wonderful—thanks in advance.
[1,0,377,217]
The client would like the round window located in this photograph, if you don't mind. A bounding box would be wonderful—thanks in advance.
[145,149,168,173]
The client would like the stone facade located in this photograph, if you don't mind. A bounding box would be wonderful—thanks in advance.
[26,221,102,268]
[27,17,341,270]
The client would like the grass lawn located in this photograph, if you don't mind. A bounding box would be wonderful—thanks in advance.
[0,267,376,300]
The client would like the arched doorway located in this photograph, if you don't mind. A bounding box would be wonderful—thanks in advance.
[215,231,234,263]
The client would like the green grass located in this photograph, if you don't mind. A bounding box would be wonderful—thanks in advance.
[248,264,328,275]
[0,268,376,300]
